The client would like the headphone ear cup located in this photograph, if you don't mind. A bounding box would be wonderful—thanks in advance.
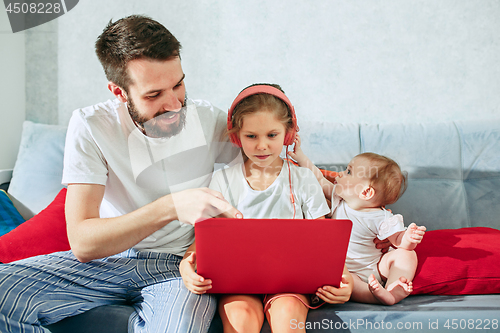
[283,131,294,146]
[283,116,298,146]
[229,132,242,147]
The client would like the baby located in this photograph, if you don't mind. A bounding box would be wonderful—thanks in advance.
[289,136,426,305]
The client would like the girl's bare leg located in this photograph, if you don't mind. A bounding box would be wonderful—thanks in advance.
[219,294,264,333]
[266,294,309,333]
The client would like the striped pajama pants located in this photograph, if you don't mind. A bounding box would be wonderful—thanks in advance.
[0,249,216,333]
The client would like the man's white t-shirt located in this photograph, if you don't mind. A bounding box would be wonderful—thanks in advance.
[62,98,238,256]
[209,162,329,219]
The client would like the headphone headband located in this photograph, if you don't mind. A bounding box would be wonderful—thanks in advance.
[227,84,298,147]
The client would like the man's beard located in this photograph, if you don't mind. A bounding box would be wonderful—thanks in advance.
[128,97,187,138]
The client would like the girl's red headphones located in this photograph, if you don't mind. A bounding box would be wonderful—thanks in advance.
[227,85,299,147]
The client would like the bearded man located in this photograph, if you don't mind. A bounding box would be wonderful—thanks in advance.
[0,15,241,333]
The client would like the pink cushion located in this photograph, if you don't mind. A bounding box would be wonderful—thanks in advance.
[412,227,500,295]
[0,189,70,263]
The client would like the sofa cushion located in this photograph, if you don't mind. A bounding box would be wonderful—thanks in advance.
[0,189,70,263]
[457,119,500,228]
[8,121,67,220]
[360,122,469,230]
[299,121,360,167]
[0,190,25,236]
[412,227,500,295]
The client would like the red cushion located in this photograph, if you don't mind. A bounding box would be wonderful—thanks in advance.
[412,227,500,295]
[0,188,70,263]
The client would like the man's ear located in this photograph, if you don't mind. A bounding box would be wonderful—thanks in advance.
[108,82,128,103]
[359,186,375,201]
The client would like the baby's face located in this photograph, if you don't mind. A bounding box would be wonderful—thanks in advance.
[334,156,372,201]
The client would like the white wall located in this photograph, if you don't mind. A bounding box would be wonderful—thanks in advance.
[1,1,500,169]
[55,0,500,126]
[0,9,25,170]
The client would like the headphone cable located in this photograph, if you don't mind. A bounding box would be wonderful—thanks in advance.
[286,146,296,219]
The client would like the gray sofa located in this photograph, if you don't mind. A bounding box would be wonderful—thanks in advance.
[1,118,500,333]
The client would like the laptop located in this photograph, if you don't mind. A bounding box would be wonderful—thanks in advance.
[195,218,352,294]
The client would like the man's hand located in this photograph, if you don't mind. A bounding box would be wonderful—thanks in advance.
[171,188,242,225]
[373,237,392,253]
[180,252,212,294]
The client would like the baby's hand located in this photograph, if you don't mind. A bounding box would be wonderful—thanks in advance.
[287,135,306,165]
[404,223,426,244]
[180,252,212,294]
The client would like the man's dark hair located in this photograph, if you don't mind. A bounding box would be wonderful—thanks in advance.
[95,15,182,92]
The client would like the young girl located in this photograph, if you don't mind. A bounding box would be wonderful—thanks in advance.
[180,84,353,333]
[289,136,426,305]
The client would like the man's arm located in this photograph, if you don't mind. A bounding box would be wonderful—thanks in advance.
[66,183,242,262]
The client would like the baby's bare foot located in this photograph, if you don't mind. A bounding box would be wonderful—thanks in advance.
[386,276,413,302]
[369,275,412,305]
[368,274,396,305]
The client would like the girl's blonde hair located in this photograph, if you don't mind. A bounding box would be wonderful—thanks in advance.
[227,84,295,140]
[356,152,408,206]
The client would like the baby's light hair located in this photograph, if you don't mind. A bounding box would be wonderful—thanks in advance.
[356,152,408,206]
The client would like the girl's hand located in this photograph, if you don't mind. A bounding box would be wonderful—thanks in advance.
[404,223,426,244]
[316,276,351,304]
[179,252,212,294]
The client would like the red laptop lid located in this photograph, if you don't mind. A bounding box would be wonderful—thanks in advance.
[195,218,352,294]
